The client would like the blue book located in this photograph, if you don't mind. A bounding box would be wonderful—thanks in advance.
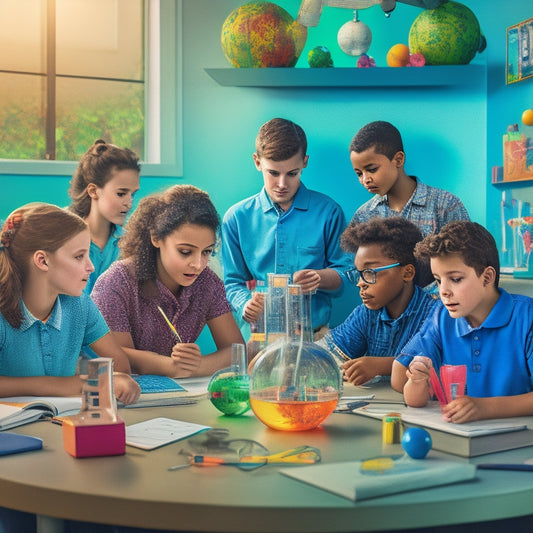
[119,375,207,409]
[0,433,43,456]
[133,375,185,394]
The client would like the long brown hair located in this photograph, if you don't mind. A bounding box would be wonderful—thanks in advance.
[68,139,140,218]
[0,203,88,328]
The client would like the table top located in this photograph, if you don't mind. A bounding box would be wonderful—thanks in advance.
[3,383,533,532]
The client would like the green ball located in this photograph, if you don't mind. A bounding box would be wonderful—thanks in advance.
[408,1,482,65]
[308,46,333,68]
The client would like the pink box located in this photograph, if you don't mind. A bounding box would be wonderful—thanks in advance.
[62,418,126,458]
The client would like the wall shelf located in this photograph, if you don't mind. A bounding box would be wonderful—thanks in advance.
[493,179,533,188]
[204,64,486,88]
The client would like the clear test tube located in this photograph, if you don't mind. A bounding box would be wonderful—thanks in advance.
[266,273,291,344]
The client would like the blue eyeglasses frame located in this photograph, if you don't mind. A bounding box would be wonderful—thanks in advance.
[345,262,401,285]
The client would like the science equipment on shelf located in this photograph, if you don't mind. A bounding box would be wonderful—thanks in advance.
[208,343,250,416]
[249,282,342,432]
[62,358,126,458]
[507,215,533,278]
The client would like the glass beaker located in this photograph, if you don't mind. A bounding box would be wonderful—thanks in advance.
[76,357,118,424]
[208,343,250,416]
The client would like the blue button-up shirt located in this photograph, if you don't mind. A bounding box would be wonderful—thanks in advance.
[0,294,109,377]
[397,290,533,397]
[222,184,353,329]
[322,285,438,363]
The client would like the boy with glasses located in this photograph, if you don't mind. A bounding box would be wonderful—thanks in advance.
[317,216,438,385]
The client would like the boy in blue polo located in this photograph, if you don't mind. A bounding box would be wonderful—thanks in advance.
[392,221,533,423]
[317,217,438,386]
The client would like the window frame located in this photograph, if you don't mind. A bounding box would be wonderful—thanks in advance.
[0,0,183,178]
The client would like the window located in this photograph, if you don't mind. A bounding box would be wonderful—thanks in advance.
[0,0,182,177]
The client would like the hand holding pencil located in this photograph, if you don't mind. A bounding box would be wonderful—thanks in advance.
[157,306,202,377]
[157,306,182,343]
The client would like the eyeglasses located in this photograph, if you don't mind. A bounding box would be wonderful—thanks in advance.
[345,262,401,285]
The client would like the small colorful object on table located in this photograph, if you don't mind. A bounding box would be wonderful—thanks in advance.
[401,427,432,459]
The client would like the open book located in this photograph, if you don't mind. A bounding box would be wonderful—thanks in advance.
[0,396,82,431]
[354,402,533,457]
[118,375,209,408]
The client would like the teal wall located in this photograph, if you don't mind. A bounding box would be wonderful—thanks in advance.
[1,0,531,329]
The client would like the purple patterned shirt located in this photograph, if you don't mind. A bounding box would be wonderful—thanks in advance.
[91,260,231,356]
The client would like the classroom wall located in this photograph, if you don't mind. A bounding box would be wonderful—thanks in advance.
[0,0,530,329]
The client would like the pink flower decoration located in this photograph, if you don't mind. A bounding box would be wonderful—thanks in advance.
[357,53,376,68]
[407,53,426,67]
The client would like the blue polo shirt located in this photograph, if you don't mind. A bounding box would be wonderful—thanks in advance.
[85,225,123,294]
[323,285,438,363]
[397,289,533,397]
[0,294,109,377]
[222,184,353,329]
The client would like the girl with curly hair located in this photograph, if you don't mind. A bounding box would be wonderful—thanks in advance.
[92,185,244,377]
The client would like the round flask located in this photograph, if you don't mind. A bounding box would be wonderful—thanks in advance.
[208,344,250,416]
[249,285,342,431]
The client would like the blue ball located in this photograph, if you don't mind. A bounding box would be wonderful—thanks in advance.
[401,427,432,459]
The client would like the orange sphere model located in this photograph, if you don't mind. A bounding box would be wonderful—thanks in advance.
[522,109,533,126]
[387,43,410,67]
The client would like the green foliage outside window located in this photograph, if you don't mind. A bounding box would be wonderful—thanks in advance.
[0,89,144,161]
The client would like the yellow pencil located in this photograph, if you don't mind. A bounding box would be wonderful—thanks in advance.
[157,306,182,343]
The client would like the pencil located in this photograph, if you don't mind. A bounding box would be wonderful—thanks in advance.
[157,306,182,343]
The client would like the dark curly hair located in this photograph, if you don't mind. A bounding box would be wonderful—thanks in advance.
[414,221,500,288]
[349,121,403,160]
[119,184,220,282]
[341,217,432,286]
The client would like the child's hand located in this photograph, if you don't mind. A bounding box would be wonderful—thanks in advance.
[242,292,265,323]
[442,396,483,423]
[342,357,378,386]
[293,269,320,294]
[113,373,141,405]
[407,356,432,383]
[170,343,202,377]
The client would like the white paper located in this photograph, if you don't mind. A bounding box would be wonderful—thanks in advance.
[126,417,210,450]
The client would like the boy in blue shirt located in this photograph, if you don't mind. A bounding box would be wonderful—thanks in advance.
[317,217,438,385]
[222,118,352,335]
[392,221,533,423]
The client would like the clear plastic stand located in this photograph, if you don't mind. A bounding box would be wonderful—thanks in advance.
[62,358,125,457]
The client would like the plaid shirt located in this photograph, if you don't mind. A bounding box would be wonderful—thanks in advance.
[351,178,469,237]
[319,285,438,363]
